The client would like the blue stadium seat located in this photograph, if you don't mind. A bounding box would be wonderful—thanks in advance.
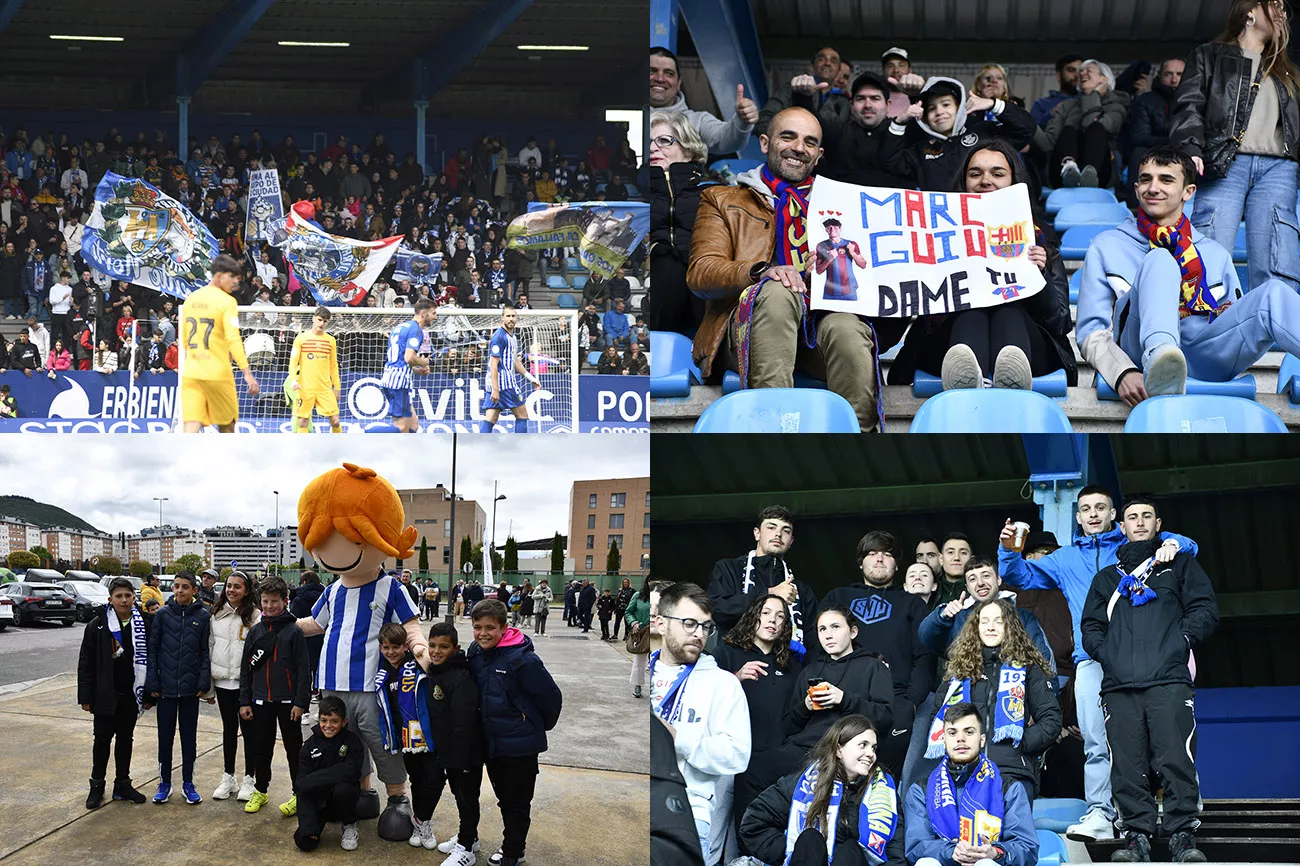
[1059,225,1112,261]
[1233,224,1248,261]
[1054,202,1131,233]
[564,256,581,271]
[693,388,861,433]
[546,275,570,290]
[1096,372,1258,401]
[556,293,579,309]
[587,351,601,367]
[909,389,1075,433]
[1235,264,1250,291]
[721,370,829,395]
[1036,828,1069,866]
[1033,798,1089,833]
[624,183,641,198]
[1068,268,1081,305]
[1045,187,1117,216]
[1123,394,1289,432]
[1278,353,1300,404]
[650,330,698,398]
[913,369,1069,399]
[709,158,763,178]
[571,275,589,291]
[595,182,607,193]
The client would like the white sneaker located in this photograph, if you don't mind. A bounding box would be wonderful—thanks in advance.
[992,345,1033,390]
[941,344,983,390]
[212,773,238,800]
[444,845,479,866]
[1066,808,1116,841]
[438,838,481,855]
[1143,343,1187,396]
[235,774,256,802]
[341,823,359,851]
[408,817,437,849]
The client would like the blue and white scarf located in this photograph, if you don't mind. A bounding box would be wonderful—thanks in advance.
[924,664,1027,759]
[926,754,1005,846]
[375,658,430,752]
[648,649,694,725]
[785,763,898,865]
[107,606,148,717]
[1117,554,1158,606]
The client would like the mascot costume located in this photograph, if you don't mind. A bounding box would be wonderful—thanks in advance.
[294,462,429,841]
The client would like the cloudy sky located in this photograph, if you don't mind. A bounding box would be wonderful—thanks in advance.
[0,436,647,541]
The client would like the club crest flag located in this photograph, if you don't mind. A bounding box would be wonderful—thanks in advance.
[507,201,649,279]
[244,169,286,244]
[277,205,402,306]
[807,177,1045,317]
[83,172,220,299]
[393,246,444,286]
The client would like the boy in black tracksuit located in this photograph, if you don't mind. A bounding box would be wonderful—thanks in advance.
[296,696,365,851]
[240,577,311,813]
[424,622,486,861]
[596,589,616,640]
[1081,497,1218,863]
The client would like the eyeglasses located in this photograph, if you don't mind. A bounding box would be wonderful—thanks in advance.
[649,135,679,150]
[661,614,716,636]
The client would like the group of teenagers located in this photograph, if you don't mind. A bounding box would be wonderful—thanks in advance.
[649,486,1221,866]
[77,567,562,864]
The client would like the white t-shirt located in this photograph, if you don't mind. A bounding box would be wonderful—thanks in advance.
[49,283,72,314]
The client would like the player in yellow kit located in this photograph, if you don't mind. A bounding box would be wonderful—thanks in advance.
[179,254,261,432]
[287,306,342,433]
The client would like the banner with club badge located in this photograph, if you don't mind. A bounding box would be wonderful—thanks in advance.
[392,246,444,286]
[82,172,220,299]
[277,204,402,306]
[806,177,1044,317]
[507,201,649,279]
[244,168,286,244]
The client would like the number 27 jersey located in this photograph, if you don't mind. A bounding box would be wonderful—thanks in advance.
[179,283,249,381]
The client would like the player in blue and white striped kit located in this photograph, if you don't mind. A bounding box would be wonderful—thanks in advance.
[480,307,540,433]
[379,299,438,432]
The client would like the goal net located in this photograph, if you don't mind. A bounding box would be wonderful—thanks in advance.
[179,306,578,432]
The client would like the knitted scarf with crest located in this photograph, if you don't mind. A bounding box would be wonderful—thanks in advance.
[1135,210,1229,322]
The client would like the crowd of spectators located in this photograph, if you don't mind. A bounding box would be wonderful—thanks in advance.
[646,0,1300,428]
[0,121,651,379]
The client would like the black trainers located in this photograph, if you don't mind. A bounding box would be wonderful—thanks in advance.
[112,778,147,803]
[1112,831,1152,862]
[86,778,105,810]
[1170,831,1208,863]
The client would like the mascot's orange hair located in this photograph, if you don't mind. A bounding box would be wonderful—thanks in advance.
[298,462,417,560]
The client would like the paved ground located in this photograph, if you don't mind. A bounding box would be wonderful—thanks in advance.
[0,619,648,865]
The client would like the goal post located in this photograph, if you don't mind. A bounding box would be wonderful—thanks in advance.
[177,306,579,432]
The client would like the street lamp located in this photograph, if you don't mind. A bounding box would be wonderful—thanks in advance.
[273,490,280,573]
[152,496,168,576]
[491,481,507,571]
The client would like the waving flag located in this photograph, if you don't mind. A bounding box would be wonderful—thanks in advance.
[276,203,401,306]
[507,201,649,279]
[393,246,444,286]
[82,172,220,299]
[244,169,286,244]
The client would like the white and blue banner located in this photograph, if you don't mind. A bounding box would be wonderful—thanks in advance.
[83,172,220,299]
[244,169,286,244]
[392,246,443,286]
[578,374,649,433]
[508,201,649,279]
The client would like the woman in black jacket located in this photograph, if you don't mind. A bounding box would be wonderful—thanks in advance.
[77,577,151,808]
[887,139,1077,391]
[741,714,906,866]
[780,606,894,776]
[1170,0,1300,292]
[646,110,714,335]
[0,241,22,319]
[715,593,806,829]
[913,598,1060,800]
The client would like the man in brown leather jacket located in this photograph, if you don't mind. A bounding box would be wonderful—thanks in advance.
[686,107,904,431]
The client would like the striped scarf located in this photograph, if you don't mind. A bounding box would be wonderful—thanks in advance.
[1136,211,1230,323]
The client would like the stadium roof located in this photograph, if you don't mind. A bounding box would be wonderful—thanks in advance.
[0,0,641,117]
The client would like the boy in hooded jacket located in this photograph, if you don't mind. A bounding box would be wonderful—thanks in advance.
[880,77,1036,191]
[466,599,563,866]
[424,621,487,865]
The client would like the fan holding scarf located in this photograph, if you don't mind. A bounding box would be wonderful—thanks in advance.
[904,701,1039,866]
[740,714,907,866]
[685,106,907,431]
[1075,144,1300,407]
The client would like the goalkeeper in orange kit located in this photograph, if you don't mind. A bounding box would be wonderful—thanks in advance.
[286,306,342,433]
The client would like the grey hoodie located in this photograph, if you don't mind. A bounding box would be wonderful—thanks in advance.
[660,91,754,155]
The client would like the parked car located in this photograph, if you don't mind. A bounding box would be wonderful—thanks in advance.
[0,595,14,630]
[24,568,66,583]
[60,581,111,622]
[99,575,143,593]
[63,570,102,582]
[0,582,77,625]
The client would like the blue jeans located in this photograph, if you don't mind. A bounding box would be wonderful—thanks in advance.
[1075,659,1116,821]
[1119,249,1300,380]
[1191,153,1300,292]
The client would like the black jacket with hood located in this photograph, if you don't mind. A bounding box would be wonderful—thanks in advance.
[424,648,484,770]
[783,646,895,750]
[1081,538,1219,694]
[707,552,819,639]
[879,77,1037,191]
[239,610,311,709]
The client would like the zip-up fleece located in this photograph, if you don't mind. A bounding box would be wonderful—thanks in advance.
[239,610,311,709]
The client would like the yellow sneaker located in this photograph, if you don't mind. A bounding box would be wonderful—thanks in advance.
[244,791,269,813]
[279,795,297,817]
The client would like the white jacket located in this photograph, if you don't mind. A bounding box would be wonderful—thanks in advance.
[657,651,751,865]
[209,605,260,690]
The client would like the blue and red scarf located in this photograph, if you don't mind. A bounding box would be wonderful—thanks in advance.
[926,754,1005,846]
[1136,211,1230,323]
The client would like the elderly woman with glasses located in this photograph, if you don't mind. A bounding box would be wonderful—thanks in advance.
[647,110,713,335]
